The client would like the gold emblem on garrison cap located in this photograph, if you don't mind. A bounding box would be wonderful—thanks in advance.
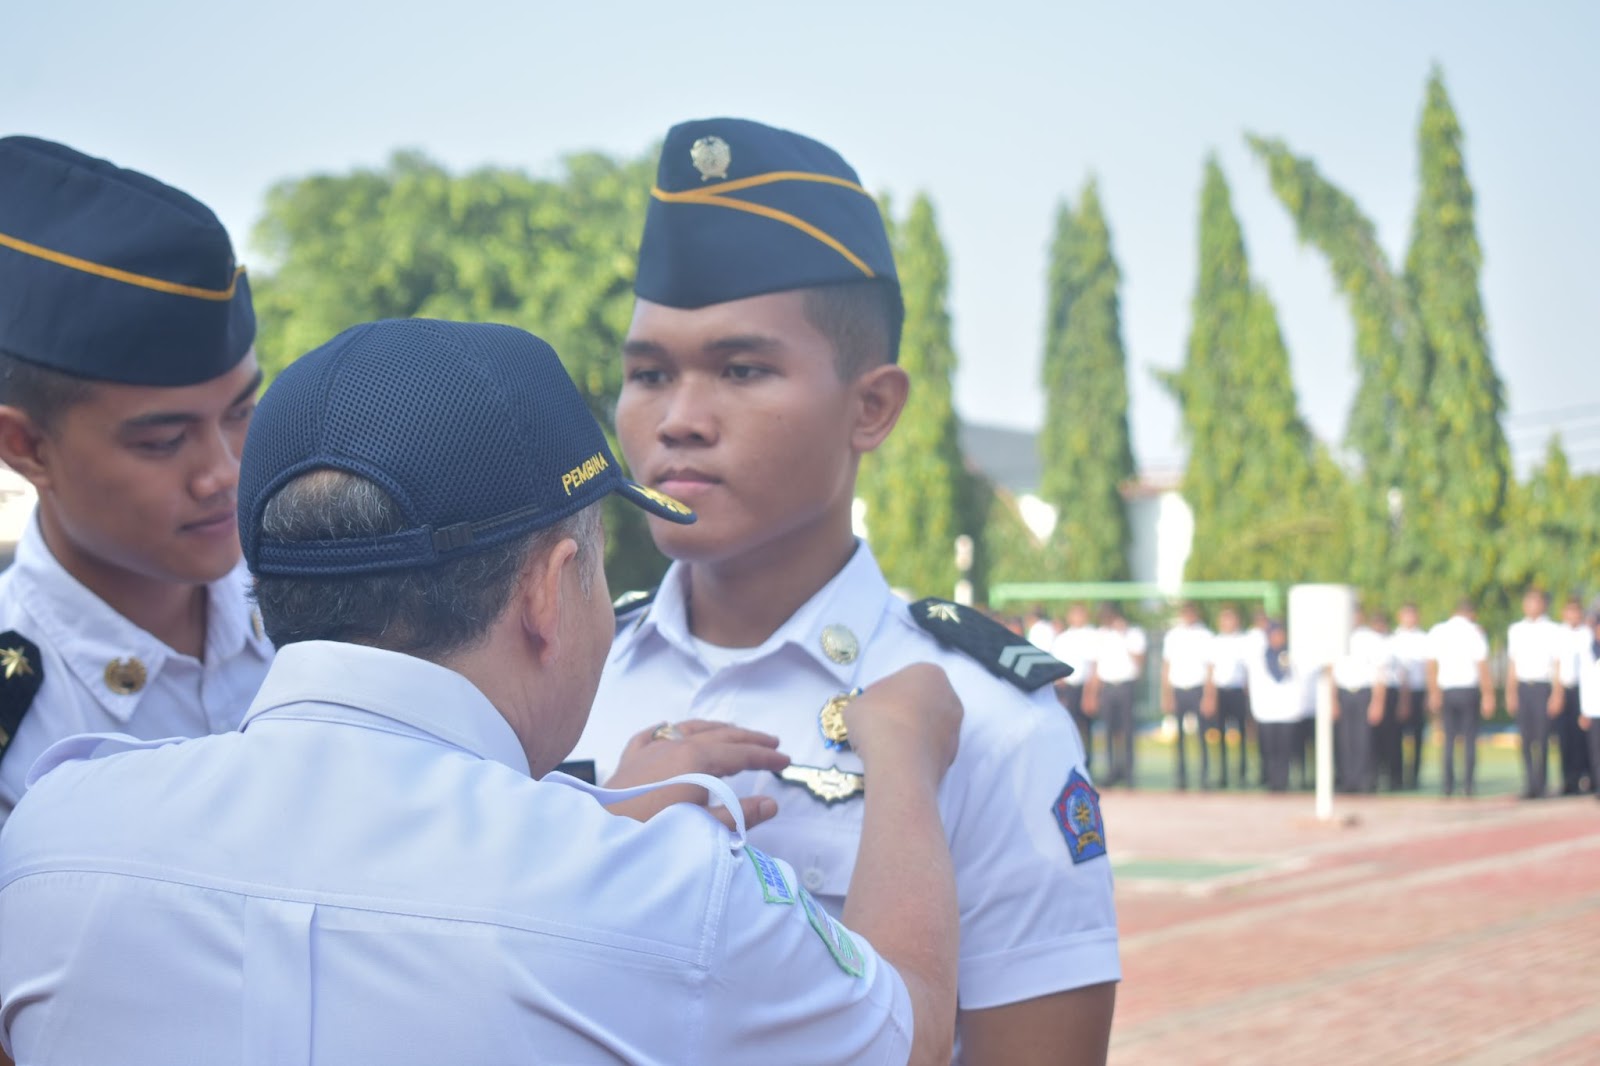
[104,657,147,696]
[0,646,34,681]
[690,135,732,181]
[820,624,859,665]
[926,602,961,624]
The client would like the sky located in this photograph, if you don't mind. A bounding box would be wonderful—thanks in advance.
[5,0,1597,474]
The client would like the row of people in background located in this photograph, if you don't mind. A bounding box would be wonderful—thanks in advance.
[1014,592,1600,801]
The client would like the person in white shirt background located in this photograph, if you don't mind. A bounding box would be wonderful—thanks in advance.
[1427,600,1495,797]
[1390,603,1432,790]
[1095,603,1147,789]
[1368,610,1406,791]
[1204,605,1253,789]
[1576,610,1600,804]
[0,136,271,826]
[1330,607,1390,794]
[1505,588,1566,800]
[1161,602,1214,790]
[1553,596,1593,795]
[1246,621,1316,793]
[1026,606,1059,654]
[1052,603,1101,775]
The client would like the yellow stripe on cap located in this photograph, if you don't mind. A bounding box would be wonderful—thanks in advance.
[653,176,877,279]
[0,229,244,302]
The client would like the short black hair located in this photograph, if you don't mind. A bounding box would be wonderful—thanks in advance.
[253,469,600,662]
[800,280,900,378]
[0,350,93,429]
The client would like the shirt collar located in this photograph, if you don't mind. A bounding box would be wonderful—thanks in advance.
[621,540,892,686]
[242,640,531,776]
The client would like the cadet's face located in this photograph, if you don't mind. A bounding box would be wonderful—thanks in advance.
[1218,610,1239,633]
[37,356,262,586]
[1399,607,1419,628]
[1562,603,1582,626]
[616,294,860,565]
[1524,592,1546,618]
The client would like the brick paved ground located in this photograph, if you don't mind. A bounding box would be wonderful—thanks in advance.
[1105,788,1600,1065]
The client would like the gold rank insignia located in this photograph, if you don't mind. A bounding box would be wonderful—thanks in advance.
[104,657,147,696]
[820,624,859,665]
[925,602,960,624]
[0,646,33,681]
[690,135,732,181]
[818,687,862,752]
[777,764,865,805]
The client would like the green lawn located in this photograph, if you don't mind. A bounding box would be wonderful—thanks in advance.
[1090,727,1538,797]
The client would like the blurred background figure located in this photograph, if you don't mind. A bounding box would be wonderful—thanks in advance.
[1555,596,1592,795]
[1247,621,1305,793]
[1025,605,1058,652]
[1369,610,1405,792]
[1206,605,1253,789]
[1428,600,1494,797]
[1391,603,1432,790]
[1096,603,1146,788]
[1331,608,1390,794]
[1579,611,1600,803]
[1161,602,1214,790]
[1505,588,1563,800]
[1052,603,1101,775]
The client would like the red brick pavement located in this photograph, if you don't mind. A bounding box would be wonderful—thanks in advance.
[1105,790,1600,1065]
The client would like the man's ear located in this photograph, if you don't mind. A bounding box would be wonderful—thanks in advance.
[0,406,53,490]
[850,364,909,455]
[519,535,580,666]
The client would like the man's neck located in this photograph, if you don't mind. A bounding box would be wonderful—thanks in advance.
[681,518,858,649]
[37,508,209,658]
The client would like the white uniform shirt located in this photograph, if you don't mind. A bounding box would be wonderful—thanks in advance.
[1162,623,1213,691]
[1332,626,1392,692]
[1577,636,1600,718]
[0,641,912,1066]
[1390,625,1430,691]
[1507,616,1563,683]
[1095,625,1147,685]
[0,516,273,822]
[1050,625,1098,688]
[1245,647,1315,723]
[1558,623,1587,689]
[1428,615,1489,690]
[1207,632,1252,690]
[1026,618,1058,653]
[574,544,1120,1016]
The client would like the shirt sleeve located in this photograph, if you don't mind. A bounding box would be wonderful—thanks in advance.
[698,847,913,1065]
[942,686,1120,1010]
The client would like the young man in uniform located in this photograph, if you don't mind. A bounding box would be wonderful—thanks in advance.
[1205,605,1253,788]
[1554,596,1592,795]
[574,118,1118,1063]
[1330,608,1390,793]
[1427,599,1495,797]
[1094,603,1146,790]
[1576,610,1600,803]
[0,136,271,823]
[1390,603,1432,789]
[1052,603,1100,774]
[1160,602,1213,790]
[1505,588,1565,799]
[0,318,966,1065]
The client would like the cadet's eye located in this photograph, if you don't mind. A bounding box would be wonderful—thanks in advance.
[224,402,256,425]
[627,367,666,386]
[724,364,769,382]
[133,433,185,456]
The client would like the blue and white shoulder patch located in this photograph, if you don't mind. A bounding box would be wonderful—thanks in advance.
[799,887,865,977]
[746,846,795,905]
[1053,769,1108,864]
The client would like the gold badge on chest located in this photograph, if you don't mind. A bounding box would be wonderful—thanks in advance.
[777,764,865,805]
[818,687,862,751]
[104,657,147,696]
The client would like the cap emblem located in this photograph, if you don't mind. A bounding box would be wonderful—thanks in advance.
[690,136,732,181]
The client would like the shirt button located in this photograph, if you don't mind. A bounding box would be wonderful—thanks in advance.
[801,867,825,892]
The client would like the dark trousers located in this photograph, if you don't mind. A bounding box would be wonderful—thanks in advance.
[1441,688,1481,796]
[1260,721,1297,792]
[1217,687,1250,786]
[1587,718,1600,795]
[1555,686,1591,793]
[1292,718,1314,789]
[1517,680,1554,798]
[1373,688,1404,791]
[1400,688,1427,789]
[1102,681,1137,788]
[1061,684,1094,776]
[1172,686,1209,788]
[1336,687,1375,793]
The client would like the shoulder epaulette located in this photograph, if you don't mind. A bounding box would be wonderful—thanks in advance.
[0,630,43,764]
[613,587,658,620]
[909,599,1072,693]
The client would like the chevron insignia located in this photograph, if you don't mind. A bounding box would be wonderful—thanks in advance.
[909,598,1072,693]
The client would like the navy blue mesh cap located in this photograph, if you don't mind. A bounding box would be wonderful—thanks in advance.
[635,118,902,357]
[239,319,693,577]
[0,135,254,386]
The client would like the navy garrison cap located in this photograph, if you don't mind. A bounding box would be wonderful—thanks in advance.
[635,118,902,356]
[0,135,254,386]
[239,319,693,578]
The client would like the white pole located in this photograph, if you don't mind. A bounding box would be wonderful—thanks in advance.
[1288,584,1355,824]
[1315,667,1334,821]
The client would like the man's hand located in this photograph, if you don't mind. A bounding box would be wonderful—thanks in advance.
[1481,694,1497,719]
[1548,688,1564,717]
[603,720,790,830]
[844,662,963,779]
[1367,698,1384,726]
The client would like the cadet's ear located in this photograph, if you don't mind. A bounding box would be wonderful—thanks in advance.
[519,534,581,666]
[849,363,909,455]
[0,406,52,490]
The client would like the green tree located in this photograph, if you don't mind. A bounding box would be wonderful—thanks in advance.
[858,194,968,597]
[1404,66,1510,614]
[248,148,669,592]
[1161,158,1344,586]
[1497,438,1600,604]
[1037,180,1134,582]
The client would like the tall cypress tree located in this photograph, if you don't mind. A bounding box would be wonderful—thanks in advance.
[1037,180,1135,581]
[1404,67,1510,611]
[858,194,968,597]
[1498,437,1600,602]
[1162,158,1342,585]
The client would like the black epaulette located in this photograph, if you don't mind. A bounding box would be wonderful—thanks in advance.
[909,599,1072,693]
[0,630,43,764]
[613,587,658,620]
